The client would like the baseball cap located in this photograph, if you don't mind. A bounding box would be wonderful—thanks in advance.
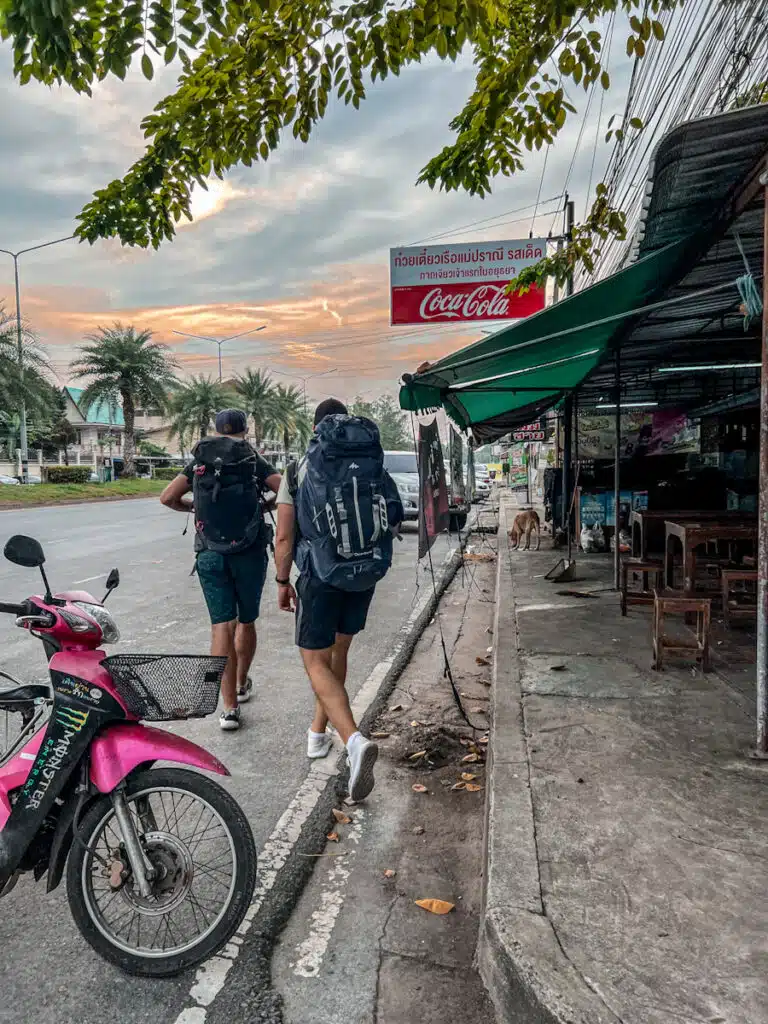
[215,409,248,435]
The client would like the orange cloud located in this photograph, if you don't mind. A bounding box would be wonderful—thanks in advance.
[0,262,482,392]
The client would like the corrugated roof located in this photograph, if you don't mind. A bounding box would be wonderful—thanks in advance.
[64,387,125,427]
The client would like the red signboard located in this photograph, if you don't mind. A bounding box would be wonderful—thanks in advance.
[512,420,547,442]
[390,239,547,326]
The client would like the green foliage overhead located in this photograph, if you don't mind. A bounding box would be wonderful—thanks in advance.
[1,0,679,271]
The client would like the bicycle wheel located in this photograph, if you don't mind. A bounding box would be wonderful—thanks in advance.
[66,767,256,977]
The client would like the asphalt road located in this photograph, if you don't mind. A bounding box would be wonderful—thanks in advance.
[0,498,425,1024]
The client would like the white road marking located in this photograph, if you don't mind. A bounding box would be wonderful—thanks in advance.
[290,809,365,977]
[72,574,106,584]
[171,546,457,1024]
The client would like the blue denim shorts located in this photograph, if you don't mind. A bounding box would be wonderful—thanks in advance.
[196,546,268,625]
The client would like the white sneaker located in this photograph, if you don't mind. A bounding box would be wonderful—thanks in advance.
[348,737,378,802]
[219,708,241,731]
[307,729,333,759]
[237,677,253,704]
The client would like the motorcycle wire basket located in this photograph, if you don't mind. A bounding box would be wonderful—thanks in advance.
[101,654,228,721]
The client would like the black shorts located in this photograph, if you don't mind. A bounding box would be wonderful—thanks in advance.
[295,574,376,650]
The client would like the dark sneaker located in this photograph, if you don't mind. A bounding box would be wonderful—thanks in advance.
[348,738,378,802]
[219,707,241,731]
[237,677,253,704]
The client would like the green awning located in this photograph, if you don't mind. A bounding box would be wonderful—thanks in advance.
[399,235,699,441]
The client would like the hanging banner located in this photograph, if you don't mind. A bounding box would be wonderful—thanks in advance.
[418,419,450,559]
[390,238,547,325]
[577,410,700,459]
[448,427,466,503]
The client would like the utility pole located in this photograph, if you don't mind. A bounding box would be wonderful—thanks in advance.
[0,236,74,482]
[271,367,339,413]
[561,196,576,547]
[755,168,768,757]
[173,326,266,382]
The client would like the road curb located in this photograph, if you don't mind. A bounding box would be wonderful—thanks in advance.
[177,543,464,1024]
[479,511,620,1024]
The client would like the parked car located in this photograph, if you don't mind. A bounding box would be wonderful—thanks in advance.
[383,451,420,521]
[384,450,468,531]
[473,463,492,500]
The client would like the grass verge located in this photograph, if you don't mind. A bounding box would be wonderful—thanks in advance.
[0,479,167,508]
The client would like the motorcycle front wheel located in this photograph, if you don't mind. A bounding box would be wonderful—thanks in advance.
[66,767,257,977]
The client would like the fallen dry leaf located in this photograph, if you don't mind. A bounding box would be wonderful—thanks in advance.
[415,898,455,915]
[389,704,403,712]
[383,869,396,879]
[461,772,477,782]
[462,753,481,763]
[451,782,467,791]
[412,783,428,793]
[409,750,427,761]
[478,735,489,745]
[471,707,486,714]
[465,784,483,793]
[371,731,390,739]
[332,809,352,824]
[412,825,425,835]
[327,832,340,842]
[410,720,425,727]
[475,657,490,667]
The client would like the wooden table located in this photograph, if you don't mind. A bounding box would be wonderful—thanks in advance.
[630,509,755,560]
[664,519,757,593]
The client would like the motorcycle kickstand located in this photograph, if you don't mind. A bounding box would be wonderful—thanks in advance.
[111,786,155,899]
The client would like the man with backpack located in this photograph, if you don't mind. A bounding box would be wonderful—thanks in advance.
[160,409,282,731]
[274,398,404,802]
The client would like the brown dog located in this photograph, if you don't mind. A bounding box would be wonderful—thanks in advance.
[509,509,541,551]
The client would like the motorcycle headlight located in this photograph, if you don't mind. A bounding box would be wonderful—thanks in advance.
[73,601,121,644]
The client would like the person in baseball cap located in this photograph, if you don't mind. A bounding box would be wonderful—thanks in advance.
[214,408,249,436]
[160,405,282,732]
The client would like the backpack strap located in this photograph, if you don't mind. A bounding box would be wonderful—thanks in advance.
[287,459,299,499]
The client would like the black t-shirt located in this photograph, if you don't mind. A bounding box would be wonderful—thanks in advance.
[183,448,277,552]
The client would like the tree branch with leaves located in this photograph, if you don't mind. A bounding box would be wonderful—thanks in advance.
[2,0,677,280]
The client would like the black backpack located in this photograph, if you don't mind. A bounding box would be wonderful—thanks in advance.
[191,436,265,554]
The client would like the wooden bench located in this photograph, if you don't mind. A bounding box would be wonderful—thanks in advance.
[721,569,758,628]
[652,590,711,672]
[620,558,664,616]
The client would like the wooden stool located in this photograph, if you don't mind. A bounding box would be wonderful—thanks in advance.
[652,590,711,672]
[721,569,757,628]
[620,558,663,616]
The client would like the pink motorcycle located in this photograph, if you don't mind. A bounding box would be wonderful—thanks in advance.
[0,534,256,976]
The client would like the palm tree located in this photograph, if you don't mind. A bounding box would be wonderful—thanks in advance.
[70,324,178,477]
[234,368,277,444]
[0,305,56,434]
[266,383,307,457]
[168,376,237,448]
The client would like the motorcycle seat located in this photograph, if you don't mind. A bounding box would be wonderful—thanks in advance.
[0,683,50,710]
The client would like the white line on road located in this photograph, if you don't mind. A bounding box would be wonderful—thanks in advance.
[290,809,365,977]
[72,574,106,584]
[171,547,456,1024]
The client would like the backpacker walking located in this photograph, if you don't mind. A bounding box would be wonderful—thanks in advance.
[275,399,404,801]
[161,409,282,731]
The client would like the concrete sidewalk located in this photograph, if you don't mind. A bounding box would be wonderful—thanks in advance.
[481,492,768,1024]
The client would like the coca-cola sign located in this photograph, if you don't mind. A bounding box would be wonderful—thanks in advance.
[390,238,547,326]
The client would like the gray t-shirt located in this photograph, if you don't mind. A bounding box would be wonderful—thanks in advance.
[276,457,306,506]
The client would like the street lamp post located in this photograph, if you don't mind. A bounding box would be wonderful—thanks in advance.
[0,236,74,482]
[271,367,339,412]
[172,326,266,382]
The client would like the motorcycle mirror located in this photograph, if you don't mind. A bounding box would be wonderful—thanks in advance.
[4,535,46,568]
[102,568,120,603]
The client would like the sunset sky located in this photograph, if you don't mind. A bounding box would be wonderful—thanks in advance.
[0,40,625,407]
